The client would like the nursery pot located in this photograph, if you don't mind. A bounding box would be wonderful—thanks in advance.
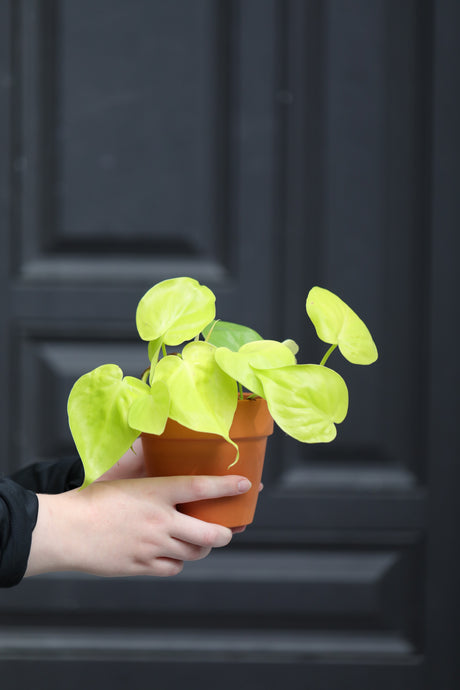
[141,396,274,528]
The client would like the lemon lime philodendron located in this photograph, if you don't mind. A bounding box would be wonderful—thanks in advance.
[67,277,378,488]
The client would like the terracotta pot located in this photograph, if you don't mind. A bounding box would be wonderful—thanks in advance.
[141,396,274,528]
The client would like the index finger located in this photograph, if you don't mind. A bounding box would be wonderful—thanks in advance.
[158,475,252,505]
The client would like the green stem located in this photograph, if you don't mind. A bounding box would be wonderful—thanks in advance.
[161,343,167,358]
[320,344,337,366]
[204,319,219,342]
[238,381,244,400]
[141,367,150,384]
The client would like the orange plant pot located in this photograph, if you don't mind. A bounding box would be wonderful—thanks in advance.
[141,396,274,528]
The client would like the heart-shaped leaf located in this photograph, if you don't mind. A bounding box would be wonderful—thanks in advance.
[255,364,349,443]
[202,320,263,351]
[306,286,378,365]
[67,364,150,487]
[215,340,297,397]
[127,380,170,435]
[136,277,216,345]
[154,341,238,444]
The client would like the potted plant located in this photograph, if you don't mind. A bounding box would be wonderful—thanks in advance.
[67,276,377,527]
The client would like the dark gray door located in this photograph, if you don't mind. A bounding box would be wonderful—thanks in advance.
[0,1,458,688]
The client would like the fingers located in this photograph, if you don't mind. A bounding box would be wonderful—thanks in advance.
[158,474,252,506]
[140,522,225,578]
[164,538,213,563]
[155,475,261,547]
[153,558,185,578]
[172,511,233,549]
[231,526,247,534]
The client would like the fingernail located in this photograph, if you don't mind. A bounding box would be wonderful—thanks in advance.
[238,478,252,493]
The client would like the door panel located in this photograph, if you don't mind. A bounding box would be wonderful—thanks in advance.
[0,1,458,689]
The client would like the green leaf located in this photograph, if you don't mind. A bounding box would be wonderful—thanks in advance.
[215,340,297,397]
[136,277,216,345]
[67,364,150,487]
[202,320,263,351]
[127,380,170,435]
[154,341,238,445]
[255,364,349,443]
[282,339,299,356]
[306,286,378,365]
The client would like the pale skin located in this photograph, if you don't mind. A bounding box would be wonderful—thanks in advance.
[25,440,256,579]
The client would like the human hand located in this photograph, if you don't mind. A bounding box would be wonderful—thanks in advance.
[92,440,262,535]
[25,474,252,579]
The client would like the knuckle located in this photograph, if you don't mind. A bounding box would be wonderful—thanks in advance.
[200,528,216,548]
[190,476,212,500]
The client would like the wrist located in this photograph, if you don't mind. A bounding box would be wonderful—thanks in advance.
[25,490,86,577]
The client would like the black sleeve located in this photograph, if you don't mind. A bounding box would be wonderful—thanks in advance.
[9,457,84,494]
[0,479,38,588]
[0,457,84,588]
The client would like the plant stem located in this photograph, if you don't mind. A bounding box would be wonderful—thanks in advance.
[238,382,244,400]
[203,319,220,343]
[161,344,167,358]
[141,367,150,384]
[320,344,337,366]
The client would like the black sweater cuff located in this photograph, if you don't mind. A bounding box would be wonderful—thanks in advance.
[0,479,38,588]
[0,457,83,588]
[9,457,84,494]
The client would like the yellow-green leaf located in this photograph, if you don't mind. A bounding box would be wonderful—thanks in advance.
[256,364,349,443]
[306,286,378,365]
[127,380,170,435]
[215,340,297,397]
[67,364,150,487]
[136,277,216,345]
[154,341,238,444]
